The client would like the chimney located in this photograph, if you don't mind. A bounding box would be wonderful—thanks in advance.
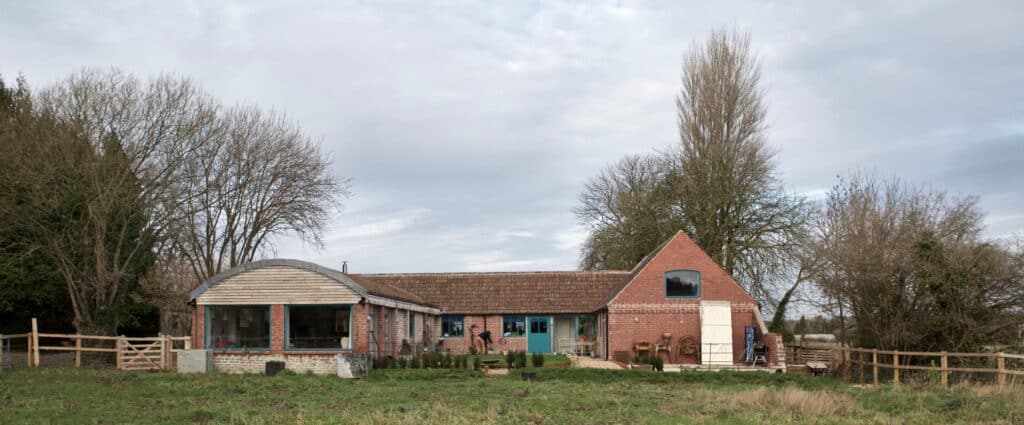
[341,261,348,274]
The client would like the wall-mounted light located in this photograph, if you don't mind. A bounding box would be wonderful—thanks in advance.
[633,317,639,323]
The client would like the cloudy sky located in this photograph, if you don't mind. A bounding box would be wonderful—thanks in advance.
[2,1,1021,273]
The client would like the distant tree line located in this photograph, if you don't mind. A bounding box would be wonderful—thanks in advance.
[0,69,348,336]
[576,29,1024,352]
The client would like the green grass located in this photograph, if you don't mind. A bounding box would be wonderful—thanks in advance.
[474,354,571,368]
[1,367,1022,424]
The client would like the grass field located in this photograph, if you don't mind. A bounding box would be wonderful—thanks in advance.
[1,367,1022,424]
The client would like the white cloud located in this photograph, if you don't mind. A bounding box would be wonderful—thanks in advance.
[3,0,1021,276]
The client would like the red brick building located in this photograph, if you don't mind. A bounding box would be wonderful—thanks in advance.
[188,231,784,374]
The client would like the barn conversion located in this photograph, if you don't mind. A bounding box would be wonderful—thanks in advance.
[188,231,784,375]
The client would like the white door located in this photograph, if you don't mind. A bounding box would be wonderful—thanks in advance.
[700,301,733,366]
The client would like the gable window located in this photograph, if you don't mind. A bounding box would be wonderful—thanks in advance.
[502,315,526,337]
[441,315,464,337]
[206,305,271,350]
[286,305,352,350]
[665,270,701,298]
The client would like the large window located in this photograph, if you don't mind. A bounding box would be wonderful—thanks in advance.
[666,270,701,298]
[206,305,271,350]
[441,315,464,337]
[287,305,352,350]
[502,315,526,337]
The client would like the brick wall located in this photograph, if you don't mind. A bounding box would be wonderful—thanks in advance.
[440,314,528,354]
[606,232,768,365]
[270,304,285,353]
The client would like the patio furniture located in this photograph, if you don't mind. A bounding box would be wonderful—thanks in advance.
[752,342,768,366]
[558,337,576,354]
[634,340,652,358]
[677,336,698,364]
[575,336,595,356]
[654,332,673,363]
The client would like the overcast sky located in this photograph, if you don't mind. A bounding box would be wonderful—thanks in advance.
[2,1,1021,273]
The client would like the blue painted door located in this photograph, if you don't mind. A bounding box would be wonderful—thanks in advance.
[527,316,550,353]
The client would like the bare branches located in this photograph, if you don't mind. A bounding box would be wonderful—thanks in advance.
[172,104,350,282]
[809,173,1022,350]
[575,29,810,308]
[672,29,810,302]
[0,68,349,334]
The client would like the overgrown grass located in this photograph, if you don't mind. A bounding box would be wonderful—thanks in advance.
[1,367,1022,424]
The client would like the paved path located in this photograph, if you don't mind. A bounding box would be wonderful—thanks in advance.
[569,355,623,370]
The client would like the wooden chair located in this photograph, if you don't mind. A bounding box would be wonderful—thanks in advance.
[634,340,652,358]
[677,336,698,364]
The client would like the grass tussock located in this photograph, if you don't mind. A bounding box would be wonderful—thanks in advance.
[734,386,853,416]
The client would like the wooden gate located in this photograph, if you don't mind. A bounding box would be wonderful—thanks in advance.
[116,336,189,371]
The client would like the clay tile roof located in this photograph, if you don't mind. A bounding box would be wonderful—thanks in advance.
[348,271,630,315]
[358,278,432,306]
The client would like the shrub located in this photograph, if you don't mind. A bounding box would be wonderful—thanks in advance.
[532,353,545,368]
[410,355,420,369]
[506,351,517,369]
[632,355,664,371]
[473,356,482,370]
[517,351,528,369]
[397,357,407,368]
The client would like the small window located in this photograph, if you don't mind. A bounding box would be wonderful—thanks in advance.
[287,305,352,350]
[530,318,548,334]
[207,305,271,350]
[665,270,700,298]
[502,316,526,337]
[441,315,464,337]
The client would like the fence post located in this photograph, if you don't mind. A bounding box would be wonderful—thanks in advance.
[75,334,82,368]
[893,351,900,385]
[872,349,879,386]
[115,337,123,370]
[31,318,39,367]
[997,353,1006,388]
[162,334,170,370]
[26,331,32,367]
[940,351,948,388]
[858,350,865,384]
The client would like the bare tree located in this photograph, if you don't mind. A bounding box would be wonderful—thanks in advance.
[0,69,217,335]
[811,173,1023,350]
[135,256,197,335]
[172,105,349,282]
[576,154,678,269]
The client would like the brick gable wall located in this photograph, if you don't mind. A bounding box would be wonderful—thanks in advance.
[606,232,779,366]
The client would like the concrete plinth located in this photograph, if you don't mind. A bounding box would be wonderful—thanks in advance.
[336,353,371,379]
[177,349,213,373]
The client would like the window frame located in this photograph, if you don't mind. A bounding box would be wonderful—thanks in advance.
[502,315,526,337]
[204,305,272,351]
[284,304,354,351]
[665,269,701,298]
[441,315,465,337]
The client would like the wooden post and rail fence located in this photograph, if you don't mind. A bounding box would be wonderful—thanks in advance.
[0,318,190,371]
[833,346,1024,388]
